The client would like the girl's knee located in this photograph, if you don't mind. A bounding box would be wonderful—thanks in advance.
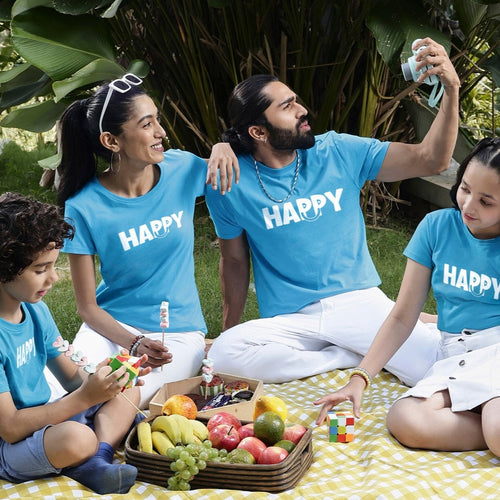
[386,399,427,448]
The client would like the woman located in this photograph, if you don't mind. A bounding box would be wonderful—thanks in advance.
[56,73,237,407]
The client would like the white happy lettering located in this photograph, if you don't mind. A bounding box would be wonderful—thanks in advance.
[442,263,500,299]
[262,190,343,229]
[118,211,184,251]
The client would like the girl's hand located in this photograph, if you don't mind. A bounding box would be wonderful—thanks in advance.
[207,143,240,194]
[313,376,367,425]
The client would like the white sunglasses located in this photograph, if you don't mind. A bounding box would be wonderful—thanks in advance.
[98,73,143,134]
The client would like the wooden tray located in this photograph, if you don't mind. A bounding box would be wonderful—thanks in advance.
[124,419,313,492]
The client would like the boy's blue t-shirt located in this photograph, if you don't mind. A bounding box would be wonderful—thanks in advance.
[63,150,208,333]
[0,302,61,409]
[404,208,500,333]
[205,131,389,317]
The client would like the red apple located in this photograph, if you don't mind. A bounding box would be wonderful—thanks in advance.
[208,424,241,451]
[237,436,267,462]
[282,424,307,445]
[207,411,242,432]
[258,446,289,464]
[238,423,254,439]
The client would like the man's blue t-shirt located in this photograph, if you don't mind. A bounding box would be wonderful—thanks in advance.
[63,150,208,333]
[0,302,61,409]
[404,208,500,333]
[205,131,389,317]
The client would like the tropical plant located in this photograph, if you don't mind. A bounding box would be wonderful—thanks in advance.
[0,0,499,218]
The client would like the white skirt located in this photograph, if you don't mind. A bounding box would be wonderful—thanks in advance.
[400,325,500,411]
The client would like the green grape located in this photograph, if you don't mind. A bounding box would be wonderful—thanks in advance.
[167,448,177,459]
[178,479,190,491]
[185,443,197,454]
[197,459,207,470]
[185,455,196,467]
[199,450,208,461]
[218,449,228,458]
[170,462,178,472]
[203,440,212,448]
[175,459,186,471]
[179,469,191,481]
[179,450,190,461]
[189,465,199,476]
[167,476,178,489]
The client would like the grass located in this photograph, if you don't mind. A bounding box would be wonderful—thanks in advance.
[0,140,436,342]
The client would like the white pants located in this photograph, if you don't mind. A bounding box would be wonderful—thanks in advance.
[208,287,440,386]
[48,322,205,409]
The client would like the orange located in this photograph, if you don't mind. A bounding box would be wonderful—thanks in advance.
[253,411,285,446]
[275,439,296,453]
[253,395,288,422]
[161,394,197,420]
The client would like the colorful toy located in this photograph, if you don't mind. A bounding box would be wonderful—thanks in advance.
[326,410,355,443]
[109,353,143,390]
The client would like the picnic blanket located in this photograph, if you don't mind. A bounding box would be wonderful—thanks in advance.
[2,369,499,499]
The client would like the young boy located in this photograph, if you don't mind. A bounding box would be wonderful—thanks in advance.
[0,192,149,494]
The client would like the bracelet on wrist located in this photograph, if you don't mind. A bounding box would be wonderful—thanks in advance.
[129,335,144,356]
[349,367,372,390]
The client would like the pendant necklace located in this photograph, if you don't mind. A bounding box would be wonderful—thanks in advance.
[254,152,300,203]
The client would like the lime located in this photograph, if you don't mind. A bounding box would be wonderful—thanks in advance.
[226,448,255,464]
[274,439,296,453]
[253,411,285,446]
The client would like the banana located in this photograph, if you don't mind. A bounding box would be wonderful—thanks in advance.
[137,421,153,453]
[192,435,203,445]
[151,430,175,455]
[169,414,195,444]
[151,415,182,445]
[190,419,209,442]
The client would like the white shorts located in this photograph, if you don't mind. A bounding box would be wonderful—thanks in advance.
[208,287,440,386]
[400,325,500,410]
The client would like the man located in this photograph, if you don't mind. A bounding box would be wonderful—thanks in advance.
[205,38,460,386]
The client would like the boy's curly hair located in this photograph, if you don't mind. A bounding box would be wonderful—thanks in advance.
[0,192,74,283]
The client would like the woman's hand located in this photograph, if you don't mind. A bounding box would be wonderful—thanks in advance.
[135,337,172,369]
[313,376,367,425]
[207,142,240,194]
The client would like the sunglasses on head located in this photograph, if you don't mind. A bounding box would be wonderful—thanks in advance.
[98,73,143,134]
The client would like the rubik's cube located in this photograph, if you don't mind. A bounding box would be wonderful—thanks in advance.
[109,353,142,389]
[327,410,355,442]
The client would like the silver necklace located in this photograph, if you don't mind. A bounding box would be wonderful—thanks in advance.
[254,152,300,203]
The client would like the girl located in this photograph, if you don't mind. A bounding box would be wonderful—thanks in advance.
[315,137,500,456]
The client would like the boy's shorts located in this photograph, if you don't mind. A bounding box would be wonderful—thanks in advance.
[0,403,102,482]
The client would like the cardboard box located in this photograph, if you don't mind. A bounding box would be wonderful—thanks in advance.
[149,373,264,420]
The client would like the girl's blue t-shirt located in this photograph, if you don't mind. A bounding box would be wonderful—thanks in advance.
[404,208,500,333]
[205,131,389,317]
[0,302,61,409]
[63,150,208,333]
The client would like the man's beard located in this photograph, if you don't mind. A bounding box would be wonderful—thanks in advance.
[265,117,315,151]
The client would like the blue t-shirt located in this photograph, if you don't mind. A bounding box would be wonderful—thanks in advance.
[63,150,208,333]
[0,302,61,409]
[205,131,389,317]
[404,208,500,333]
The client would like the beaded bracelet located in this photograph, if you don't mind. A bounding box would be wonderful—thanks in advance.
[129,335,145,356]
[349,367,372,390]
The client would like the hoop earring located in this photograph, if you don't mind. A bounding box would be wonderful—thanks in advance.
[110,152,121,174]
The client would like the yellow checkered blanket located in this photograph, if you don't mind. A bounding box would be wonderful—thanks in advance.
[2,370,499,499]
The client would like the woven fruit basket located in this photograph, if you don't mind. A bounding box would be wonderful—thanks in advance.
[124,420,313,492]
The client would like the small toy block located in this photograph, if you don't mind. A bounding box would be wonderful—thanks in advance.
[326,410,355,443]
[109,353,142,389]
